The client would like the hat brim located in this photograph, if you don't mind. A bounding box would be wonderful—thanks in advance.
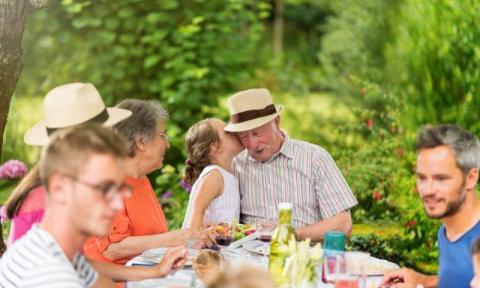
[224,105,283,133]
[23,107,132,146]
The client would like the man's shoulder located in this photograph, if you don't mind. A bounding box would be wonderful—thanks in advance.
[437,224,445,239]
[3,229,58,266]
[233,150,250,165]
[287,137,331,158]
[0,232,63,285]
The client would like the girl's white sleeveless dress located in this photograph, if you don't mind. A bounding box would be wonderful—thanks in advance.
[182,164,240,228]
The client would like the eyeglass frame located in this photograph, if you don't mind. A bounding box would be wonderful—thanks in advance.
[61,174,133,201]
[158,131,169,142]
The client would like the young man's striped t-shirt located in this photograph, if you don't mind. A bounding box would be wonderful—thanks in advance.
[0,225,98,288]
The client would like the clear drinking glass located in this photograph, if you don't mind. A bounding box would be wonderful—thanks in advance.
[256,205,277,243]
[255,205,277,259]
[323,254,361,288]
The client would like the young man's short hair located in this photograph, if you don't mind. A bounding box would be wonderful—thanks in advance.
[40,124,129,189]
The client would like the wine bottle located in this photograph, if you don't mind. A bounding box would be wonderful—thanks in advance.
[268,202,295,286]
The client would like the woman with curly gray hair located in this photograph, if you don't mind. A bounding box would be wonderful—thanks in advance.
[84,99,213,266]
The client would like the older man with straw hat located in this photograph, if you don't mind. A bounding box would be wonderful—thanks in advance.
[225,88,358,241]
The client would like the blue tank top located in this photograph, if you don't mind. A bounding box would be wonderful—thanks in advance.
[437,221,480,288]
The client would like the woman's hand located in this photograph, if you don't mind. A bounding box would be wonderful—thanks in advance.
[154,246,188,277]
[188,228,216,248]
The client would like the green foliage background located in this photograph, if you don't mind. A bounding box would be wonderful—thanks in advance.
[2,0,479,273]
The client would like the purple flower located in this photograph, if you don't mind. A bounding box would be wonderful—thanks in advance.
[0,160,27,180]
[161,190,173,199]
[179,179,192,193]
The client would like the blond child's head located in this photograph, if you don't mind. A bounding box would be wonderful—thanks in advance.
[472,238,480,288]
[207,265,275,288]
[183,118,242,185]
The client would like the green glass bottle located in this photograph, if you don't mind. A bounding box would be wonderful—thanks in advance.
[268,202,295,286]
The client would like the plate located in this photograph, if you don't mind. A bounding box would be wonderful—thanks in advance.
[242,240,270,256]
[130,270,194,288]
[349,256,399,276]
[228,231,258,249]
[139,247,199,266]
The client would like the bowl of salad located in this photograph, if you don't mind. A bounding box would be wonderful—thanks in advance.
[212,222,256,246]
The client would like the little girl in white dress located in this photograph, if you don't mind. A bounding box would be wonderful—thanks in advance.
[182,118,243,229]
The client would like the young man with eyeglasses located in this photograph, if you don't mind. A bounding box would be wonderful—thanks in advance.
[0,125,186,287]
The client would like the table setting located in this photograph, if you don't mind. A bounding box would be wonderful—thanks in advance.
[125,227,399,288]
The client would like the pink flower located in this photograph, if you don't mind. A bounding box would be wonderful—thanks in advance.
[0,160,27,180]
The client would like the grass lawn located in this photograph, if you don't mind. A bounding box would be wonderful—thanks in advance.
[1,95,43,167]
[352,222,403,238]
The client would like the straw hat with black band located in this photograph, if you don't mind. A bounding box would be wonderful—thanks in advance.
[24,83,132,146]
[224,88,283,133]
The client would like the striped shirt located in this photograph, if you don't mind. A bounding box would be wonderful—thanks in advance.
[0,225,98,288]
[233,135,358,227]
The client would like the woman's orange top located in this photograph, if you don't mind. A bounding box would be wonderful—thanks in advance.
[84,176,168,264]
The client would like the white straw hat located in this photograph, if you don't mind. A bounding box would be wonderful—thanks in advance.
[24,83,132,146]
[224,88,283,132]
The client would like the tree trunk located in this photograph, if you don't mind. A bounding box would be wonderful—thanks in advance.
[0,0,30,160]
[0,0,30,256]
[0,0,48,255]
[272,0,284,57]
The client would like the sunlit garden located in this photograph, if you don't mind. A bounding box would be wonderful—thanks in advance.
[2,0,480,282]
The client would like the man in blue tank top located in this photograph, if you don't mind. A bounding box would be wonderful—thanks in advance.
[382,124,480,288]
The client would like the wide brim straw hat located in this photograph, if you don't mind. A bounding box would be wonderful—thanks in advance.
[224,88,283,132]
[24,82,132,146]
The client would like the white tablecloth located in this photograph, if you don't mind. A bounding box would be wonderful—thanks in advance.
[125,245,384,288]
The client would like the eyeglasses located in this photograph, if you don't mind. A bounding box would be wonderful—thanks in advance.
[158,132,169,142]
[62,174,133,201]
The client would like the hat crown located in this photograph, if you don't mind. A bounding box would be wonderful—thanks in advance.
[43,83,106,128]
[227,88,273,114]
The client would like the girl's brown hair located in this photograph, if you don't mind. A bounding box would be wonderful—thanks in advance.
[183,119,219,185]
[4,164,41,219]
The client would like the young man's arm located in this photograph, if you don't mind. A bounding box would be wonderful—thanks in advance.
[294,210,352,241]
